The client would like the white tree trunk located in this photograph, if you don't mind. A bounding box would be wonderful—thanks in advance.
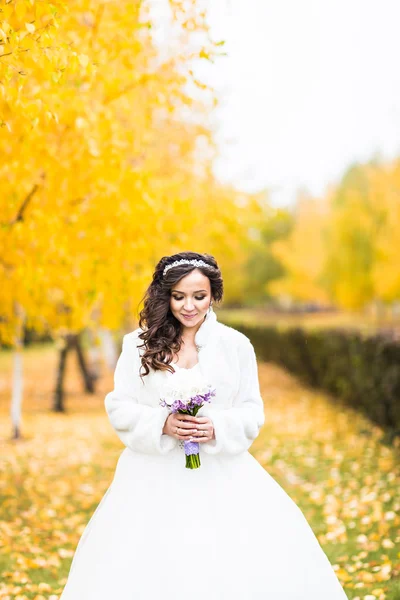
[98,328,118,370]
[11,302,25,439]
[87,342,101,380]
[10,344,23,439]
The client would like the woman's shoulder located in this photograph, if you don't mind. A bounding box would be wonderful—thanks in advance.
[216,321,252,348]
[123,322,253,352]
[124,327,144,342]
[121,328,146,356]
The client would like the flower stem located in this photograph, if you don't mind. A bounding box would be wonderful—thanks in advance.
[186,453,201,469]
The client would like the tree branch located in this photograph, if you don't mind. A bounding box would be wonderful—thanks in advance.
[1,173,45,227]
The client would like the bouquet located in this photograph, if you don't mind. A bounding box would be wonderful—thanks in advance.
[160,369,216,469]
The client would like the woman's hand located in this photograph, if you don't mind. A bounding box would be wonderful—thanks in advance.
[189,416,215,443]
[163,413,197,440]
[163,414,215,442]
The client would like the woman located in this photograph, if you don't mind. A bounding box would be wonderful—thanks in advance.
[60,251,349,599]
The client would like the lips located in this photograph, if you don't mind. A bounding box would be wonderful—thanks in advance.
[182,314,197,318]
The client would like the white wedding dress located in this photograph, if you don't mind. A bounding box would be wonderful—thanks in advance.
[60,361,348,600]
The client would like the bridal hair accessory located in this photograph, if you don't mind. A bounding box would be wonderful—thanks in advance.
[163,259,216,277]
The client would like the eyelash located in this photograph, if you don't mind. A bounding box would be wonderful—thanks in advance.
[172,296,206,301]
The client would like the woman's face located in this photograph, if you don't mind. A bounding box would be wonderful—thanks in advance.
[169,269,212,329]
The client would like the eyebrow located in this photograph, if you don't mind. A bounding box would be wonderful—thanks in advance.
[171,289,208,293]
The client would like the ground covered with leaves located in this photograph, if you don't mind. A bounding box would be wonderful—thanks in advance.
[0,345,399,599]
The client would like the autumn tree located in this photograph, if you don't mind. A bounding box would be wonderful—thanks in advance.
[0,1,264,429]
[268,192,332,306]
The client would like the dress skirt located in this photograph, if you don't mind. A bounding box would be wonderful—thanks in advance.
[59,445,349,599]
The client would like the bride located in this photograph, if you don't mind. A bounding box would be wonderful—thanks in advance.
[60,251,349,599]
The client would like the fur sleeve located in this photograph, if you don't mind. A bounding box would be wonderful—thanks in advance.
[197,338,265,455]
[104,333,177,455]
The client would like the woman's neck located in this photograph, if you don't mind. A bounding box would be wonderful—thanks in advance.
[181,314,207,344]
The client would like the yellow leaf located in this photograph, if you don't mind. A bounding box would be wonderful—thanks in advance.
[1,21,12,34]
[15,2,27,21]
[78,53,89,67]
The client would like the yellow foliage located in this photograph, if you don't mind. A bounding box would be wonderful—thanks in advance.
[0,0,260,343]
[371,159,400,302]
[268,194,331,304]
[268,160,400,311]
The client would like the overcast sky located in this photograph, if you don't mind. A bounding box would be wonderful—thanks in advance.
[196,0,400,208]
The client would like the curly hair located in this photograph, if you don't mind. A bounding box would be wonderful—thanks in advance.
[137,251,223,379]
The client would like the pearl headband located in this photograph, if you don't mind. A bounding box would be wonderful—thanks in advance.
[163,258,216,277]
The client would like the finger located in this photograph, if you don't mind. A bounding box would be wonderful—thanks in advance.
[194,435,209,443]
[177,433,195,440]
[174,421,197,430]
[178,414,201,422]
[190,416,209,424]
[174,425,198,437]
[193,428,208,437]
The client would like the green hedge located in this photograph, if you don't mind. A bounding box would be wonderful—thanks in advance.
[228,321,400,436]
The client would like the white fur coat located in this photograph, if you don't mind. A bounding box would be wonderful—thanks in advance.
[104,308,265,456]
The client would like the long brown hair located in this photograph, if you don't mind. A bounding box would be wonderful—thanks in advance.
[137,251,223,378]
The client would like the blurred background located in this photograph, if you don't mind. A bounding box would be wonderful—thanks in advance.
[1,1,400,599]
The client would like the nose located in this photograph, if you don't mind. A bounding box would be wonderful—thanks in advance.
[184,301,195,312]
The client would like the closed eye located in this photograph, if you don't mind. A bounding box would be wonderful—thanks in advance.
[173,296,206,301]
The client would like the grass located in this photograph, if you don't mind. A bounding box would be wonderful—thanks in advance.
[252,363,400,600]
[0,344,399,599]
